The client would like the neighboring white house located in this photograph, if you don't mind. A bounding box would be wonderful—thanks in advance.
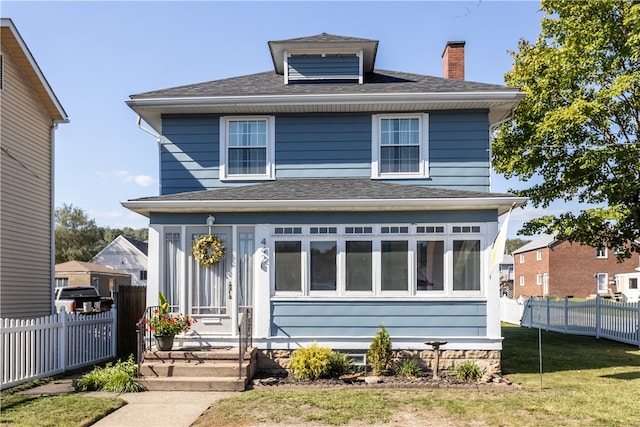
[615,272,640,303]
[92,235,148,287]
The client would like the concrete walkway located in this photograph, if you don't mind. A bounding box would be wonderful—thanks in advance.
[17,377,238,427]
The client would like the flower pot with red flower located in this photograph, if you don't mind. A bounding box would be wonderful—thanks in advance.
[144,292,195,351]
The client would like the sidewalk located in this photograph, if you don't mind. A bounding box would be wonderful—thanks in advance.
[17,377,237,427]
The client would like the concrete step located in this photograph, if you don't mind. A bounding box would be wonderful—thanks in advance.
[143,349,252,362]
[140,361,251,378]
[138,376,247,392]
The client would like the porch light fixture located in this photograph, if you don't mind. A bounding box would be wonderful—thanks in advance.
[207,214,216,234]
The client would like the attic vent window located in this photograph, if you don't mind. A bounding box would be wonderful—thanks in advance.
[285,51,363,84]
[416,226,445,234]
[274,227,302,235]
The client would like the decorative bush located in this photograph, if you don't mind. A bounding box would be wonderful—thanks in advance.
[367,324,393,375]
[394,359,422,378]
[73,354,144,393]
[453,361,484,382]
[328,352,353,378]
[288,342,334,380]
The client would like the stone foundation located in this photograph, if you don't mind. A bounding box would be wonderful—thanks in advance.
[256,348,501,377]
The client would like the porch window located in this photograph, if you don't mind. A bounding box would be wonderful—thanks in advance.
[220,116,275,180]
[345,241,372,291]
[416,241,444,291]
[275,241,302,292]
[310,241,337,291]
[381,240,409,291]
[452,240,481,291]
[371,114,429,179]
[163,232,181,310]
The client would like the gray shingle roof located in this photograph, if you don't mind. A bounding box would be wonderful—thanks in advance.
[131,179,516,202]
[130,69,512,99]
[123,236,149,256]
[269,33,377,44]
[512,234,558,254]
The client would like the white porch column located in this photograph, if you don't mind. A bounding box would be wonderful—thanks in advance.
[253,225,271,338]
[147,225,161,307]
[486,220,502,340]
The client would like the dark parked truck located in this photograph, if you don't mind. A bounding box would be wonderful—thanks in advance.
[54,286,113,313]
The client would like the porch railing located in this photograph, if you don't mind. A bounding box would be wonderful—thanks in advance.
[136,305,159,376]
[238,307,253,379]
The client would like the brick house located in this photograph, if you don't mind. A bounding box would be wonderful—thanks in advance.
[513,234,640,299]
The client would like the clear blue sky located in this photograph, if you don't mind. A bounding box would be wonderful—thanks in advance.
[3,0,554,238]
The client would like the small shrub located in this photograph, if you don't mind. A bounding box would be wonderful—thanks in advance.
[73,354,144,393]
[288,342,334,380]
[453,361,484,382]
[328,352,353,378]
[367,324,393,375]
[394,359,422,378]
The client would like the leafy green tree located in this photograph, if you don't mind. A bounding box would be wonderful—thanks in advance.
[506,238,531,255]
[55,204,102,263]
[493,0,640,260]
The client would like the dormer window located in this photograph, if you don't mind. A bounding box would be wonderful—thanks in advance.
[285,52,363,84]
[268,33,378,86]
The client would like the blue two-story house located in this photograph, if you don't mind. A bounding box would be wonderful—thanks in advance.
[123,33,525,372]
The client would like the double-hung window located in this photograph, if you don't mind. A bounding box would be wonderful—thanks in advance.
[220,116,275,180]
[372,114,428,178]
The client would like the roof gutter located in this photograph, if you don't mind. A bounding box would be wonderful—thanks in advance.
[121,196,528,217]
[127,91,523,108]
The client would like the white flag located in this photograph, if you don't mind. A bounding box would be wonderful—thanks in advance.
[490,207,512,275]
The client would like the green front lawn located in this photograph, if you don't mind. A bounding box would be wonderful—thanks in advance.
[194,324,640,426]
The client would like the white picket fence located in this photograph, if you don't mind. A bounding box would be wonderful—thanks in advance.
[520,296,640,348]
[500,297,525,325]
[1,307,117,390]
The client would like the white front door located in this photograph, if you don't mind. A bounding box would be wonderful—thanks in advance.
[189,227,234,335]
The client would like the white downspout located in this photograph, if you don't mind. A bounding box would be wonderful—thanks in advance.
[136,115,160,140]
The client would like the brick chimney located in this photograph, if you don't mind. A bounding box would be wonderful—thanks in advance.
[442,41,465,80]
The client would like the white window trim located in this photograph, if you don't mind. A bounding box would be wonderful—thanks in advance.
[519,276,525,287]
[536,273,543,286]
[596,247,608,259]
[519,254,525,264]
[219,116,275,181]
[371,113,429,179]
[536,249,542,261]
[271,223,485,298]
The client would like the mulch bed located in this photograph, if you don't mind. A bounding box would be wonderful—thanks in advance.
[249,371,518,390]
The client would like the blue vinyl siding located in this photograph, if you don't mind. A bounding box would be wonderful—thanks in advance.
[275,114,371,178]
[288,55,359,80]
[428,111,490,190]
[157,111,491,193]
[160,115,220,194]
[271,300,487,337]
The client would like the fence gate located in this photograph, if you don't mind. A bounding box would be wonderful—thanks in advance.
[117,286,146,359]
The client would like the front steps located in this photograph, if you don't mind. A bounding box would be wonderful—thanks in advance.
[138,346,256,392]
